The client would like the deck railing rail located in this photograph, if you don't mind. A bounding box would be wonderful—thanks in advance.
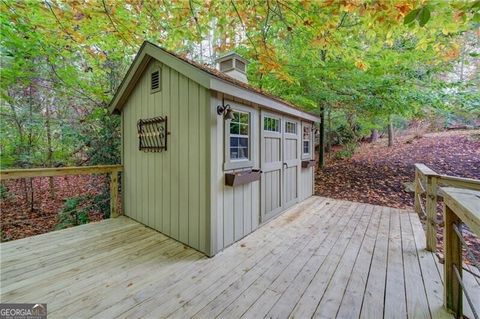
[442,187,480,319]
[413,164,479,318]
[0,165,123,219]
[413,163,480,251]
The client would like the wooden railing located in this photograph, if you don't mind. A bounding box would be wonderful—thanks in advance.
[414,163,480,251]
[0,165,123,218]
[442,187,479,319]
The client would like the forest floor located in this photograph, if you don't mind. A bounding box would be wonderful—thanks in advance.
[315,129,480,263]
[1,175,107,242]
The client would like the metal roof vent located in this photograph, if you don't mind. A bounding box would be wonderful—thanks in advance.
[215,52,248,84]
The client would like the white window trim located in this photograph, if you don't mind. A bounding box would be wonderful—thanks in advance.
[302,122,313,160]
[224,104,254,171]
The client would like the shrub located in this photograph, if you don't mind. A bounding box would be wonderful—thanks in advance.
[0,183,8,199]
[334,142,358,160]
[56,196,90,230]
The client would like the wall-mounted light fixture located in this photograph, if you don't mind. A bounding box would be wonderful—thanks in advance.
[217,102,234,120]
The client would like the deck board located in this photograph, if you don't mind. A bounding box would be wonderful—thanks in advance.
[0,196,473,319]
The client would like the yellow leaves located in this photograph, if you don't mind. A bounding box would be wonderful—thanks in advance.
[299,0,311,10]
[312,36,328,48]
[257,46,294,84]
[443,43,460,61]
[395,2,413,16]
[453,11,465,22]
[415,38,429,51]
[355,59,369,71]
[394,2,413,20]
[341,0,361,13]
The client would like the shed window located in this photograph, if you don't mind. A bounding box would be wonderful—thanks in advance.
[285,121,297,134]
[229,111,249,160]
[264,116,280,132]
[303,125,311,157]
[150,69,161,93]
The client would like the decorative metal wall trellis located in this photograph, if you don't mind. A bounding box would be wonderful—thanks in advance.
[137,116,169,152]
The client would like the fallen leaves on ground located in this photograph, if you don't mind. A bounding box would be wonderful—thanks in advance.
[315,130,480,264]
[1,175,107,241]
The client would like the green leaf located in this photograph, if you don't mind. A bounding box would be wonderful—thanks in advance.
[418,7,431,27]
[471,0,480,10]
[404,8,420,24]
[473,12,480,23]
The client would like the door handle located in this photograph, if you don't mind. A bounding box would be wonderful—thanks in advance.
[283,162,288,168]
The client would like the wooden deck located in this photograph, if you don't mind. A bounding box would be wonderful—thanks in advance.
[1,196,479,319]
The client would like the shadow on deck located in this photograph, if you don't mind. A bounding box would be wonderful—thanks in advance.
[1,196,478,318]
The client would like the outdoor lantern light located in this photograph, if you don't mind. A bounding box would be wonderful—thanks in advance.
[217,103,234,120]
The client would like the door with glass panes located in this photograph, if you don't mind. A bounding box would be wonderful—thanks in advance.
[260,112,300,221]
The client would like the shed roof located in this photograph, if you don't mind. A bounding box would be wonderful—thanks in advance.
[109,41,320,122]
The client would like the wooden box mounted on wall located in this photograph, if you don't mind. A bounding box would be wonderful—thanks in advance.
[225,169,261,187]
[301,160,316,168]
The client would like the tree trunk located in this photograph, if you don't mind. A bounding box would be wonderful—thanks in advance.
[388,117,394,147]
[318,106,326,169]
[45,102,55,198]
[370,129,379,143]
[326,108,332,154]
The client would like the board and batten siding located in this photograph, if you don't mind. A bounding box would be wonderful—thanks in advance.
[210,94,260,254]
[299,167,314,201]
[122,60,210,254]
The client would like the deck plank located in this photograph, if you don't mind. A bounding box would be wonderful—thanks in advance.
[311,204,376,319]
[384,208,407,319]
[282,205,369,318]
[400,211,431,319]
[409,211,451,319]
[265,202,362,318]
[184,200,341,319]
[335,204,382,319]
[238,201,348,319]
[359,206,390,319]
[0,197,465,319]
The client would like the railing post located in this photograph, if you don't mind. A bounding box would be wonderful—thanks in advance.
[110,171,119,218]
[443,205,462,317]
[414,168,421,215]
[425,175,438,251]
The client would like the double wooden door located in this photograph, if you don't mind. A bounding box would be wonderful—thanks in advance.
[260,111,300,222]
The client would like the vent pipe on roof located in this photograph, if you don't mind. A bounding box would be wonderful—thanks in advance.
[215,52,248,84]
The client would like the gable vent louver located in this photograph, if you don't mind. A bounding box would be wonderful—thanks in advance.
[151,70,160,92]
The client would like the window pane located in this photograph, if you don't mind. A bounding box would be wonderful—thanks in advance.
[303,126,310,139]
[303,141,310,154]
[240,123,248,135]
[230,147,239,159]
[238,147,248,159]
[238,137,248,147]
[286,122,296,134]
[240,112,249,124]
[229,110,250,162]
[264,117,280,132]
[230,122,239,134]
[233,111,240,122]
[230,137,239,147]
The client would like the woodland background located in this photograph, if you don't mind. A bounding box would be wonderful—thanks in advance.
[0,0,479,240]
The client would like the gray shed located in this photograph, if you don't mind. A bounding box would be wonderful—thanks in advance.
[109,41,320,256]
